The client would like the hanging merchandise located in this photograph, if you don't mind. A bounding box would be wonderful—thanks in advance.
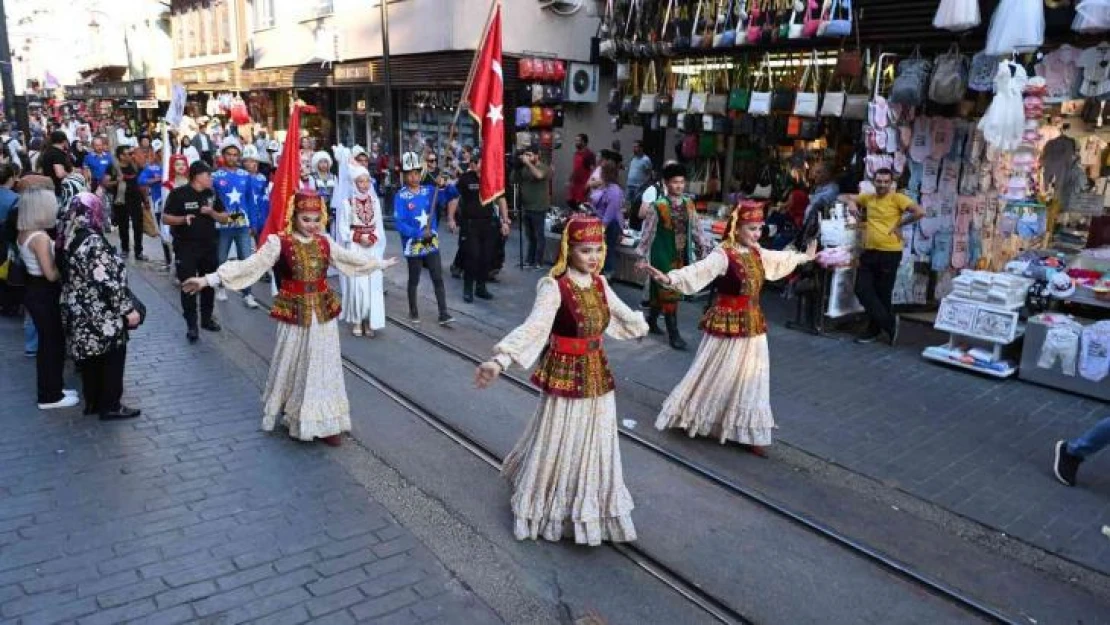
[933,0,981,32]
[821,0,853,37]
[1077,43,1110,97]
[749,54,773,116]
[978,60,1028,152]
[889,48,932,107]
[229,96,250,125]
[794,51,820,117]
[1073,0,1110,34]
[1035,45,1082,102]
[929,44,969,105]
[984,0,1044,56]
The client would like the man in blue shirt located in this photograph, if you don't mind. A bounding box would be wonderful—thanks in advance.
[0,163,21,318]
[625,140,653,203]
[241,145,270,240]
[211,143,258,309]
[137,147,171,268]
[82,137,114,192]
[393,151,453,325]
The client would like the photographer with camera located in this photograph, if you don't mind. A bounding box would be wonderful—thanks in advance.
[511,146,551,269]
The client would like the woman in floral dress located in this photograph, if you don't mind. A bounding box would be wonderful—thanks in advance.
[182,191,397,446]
[58,192,143,420]
[332,146,386,337]
[475,216,649,546]
[643,203,816,456]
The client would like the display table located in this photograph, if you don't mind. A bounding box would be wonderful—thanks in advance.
[1019,315,1110,401]
[922,296,1026,378]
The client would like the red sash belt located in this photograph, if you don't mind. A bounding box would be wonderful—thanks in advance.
[548,334,604,356]
[715,294,752,310]
[280,278,329,295]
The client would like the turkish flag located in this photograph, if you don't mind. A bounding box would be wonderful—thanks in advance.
[258,103,317,242]
[464,3,505,205]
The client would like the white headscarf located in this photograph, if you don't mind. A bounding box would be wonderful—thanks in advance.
[311,150,333,174]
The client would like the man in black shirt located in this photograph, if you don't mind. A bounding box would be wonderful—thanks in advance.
[116,146,147,260]
[162,161,230,342]
[446,155,510,303]
[39,131,72,196]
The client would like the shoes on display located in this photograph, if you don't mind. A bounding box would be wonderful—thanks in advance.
[243,294,260,309]
[39,395,80,410]
[215,288,228,302]
[1053,440,1081,487]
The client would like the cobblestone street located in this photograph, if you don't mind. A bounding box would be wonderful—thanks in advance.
[0,273,498,625]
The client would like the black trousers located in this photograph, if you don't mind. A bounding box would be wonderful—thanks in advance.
[23,278,65,404]
[79,343,126,415]
[522,211,547,266]
[114,200,144,256]
[854,250,902,337]
[174,240,218,329]
[406,253,448,316]
[460,218,496,287]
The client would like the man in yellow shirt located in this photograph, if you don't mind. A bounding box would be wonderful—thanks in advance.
[840,168,924,345]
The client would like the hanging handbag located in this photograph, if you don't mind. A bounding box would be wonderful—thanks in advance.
[788,0,806,39]
[748,54,773,116]
[890,46,932,106]
[705,69,729,115]
[770,58,796,113]
[699,132,718,156]
[672,63,692,112]
[752,165,774,199]
[802,0,821,36]
[821,78,847,117]
[746,0,764,44]
[728,62,752,111]
[823,0,852,37]
[689,0,707,48]
[706,159,722,195]
[793,51,820,117]
[717,0,738,46]
[800,117,822,140]
[638,62,659,114]
[928,43,969,105]
[688,73,708,114]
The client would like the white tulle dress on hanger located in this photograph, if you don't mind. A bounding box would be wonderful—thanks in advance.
[978,61,1029,153]
[933,0,981,31]
[984,0,1044,55]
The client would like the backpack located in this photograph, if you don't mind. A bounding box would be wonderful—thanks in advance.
[890,48,933,107]
[929,45,969,105]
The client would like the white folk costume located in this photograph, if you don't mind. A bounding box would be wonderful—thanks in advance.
[491,217,648,546]
[332,148,386,331]
[201,192,385,441]
[654,204,812,446]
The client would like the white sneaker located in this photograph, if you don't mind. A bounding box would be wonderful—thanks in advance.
[216,288,228,302]
[63,389,78,397]
[243,294,259,309]
[39,395,80,410]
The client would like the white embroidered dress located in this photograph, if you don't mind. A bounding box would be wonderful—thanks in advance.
[336,190,386,329]
[654,246,810,445]
[491,270,649,546]
[204,233,384,440]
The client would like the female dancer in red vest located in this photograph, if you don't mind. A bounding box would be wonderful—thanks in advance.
[182,191,397,445]
[642,203,816,456]
[475,216,649,545]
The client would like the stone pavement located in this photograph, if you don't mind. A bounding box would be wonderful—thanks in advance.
[378,227,1110,577]
[0,275,499,624]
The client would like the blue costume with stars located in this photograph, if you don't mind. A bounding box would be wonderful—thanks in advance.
[246,172,270,238]
[212,167,254,230]
[393,183,451,258]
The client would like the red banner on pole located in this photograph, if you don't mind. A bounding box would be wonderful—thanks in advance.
[258,103,316,242]
[464,2,505,206]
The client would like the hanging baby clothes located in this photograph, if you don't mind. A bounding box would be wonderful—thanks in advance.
[984,0,1045,56]
[1036,45,1083,101]
[1073,0,1110,34]
[978,61,1028,152]
[933,0,981,31]
[1079,320,1110,382]
[1037,317,1084,376]
[1078,44,1110,97]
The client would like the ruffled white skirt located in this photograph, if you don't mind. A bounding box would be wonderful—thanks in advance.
[502,392,636,546]
[262,318,351,440]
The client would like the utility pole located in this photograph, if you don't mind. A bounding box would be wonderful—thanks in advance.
[379,0,393,158]
[0,0,18,124]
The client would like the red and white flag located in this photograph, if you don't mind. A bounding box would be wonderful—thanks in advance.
[464,2,505,205]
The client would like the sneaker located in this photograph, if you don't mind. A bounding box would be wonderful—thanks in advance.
[438,313,455,325]
[1053,440,1082,487]
[854,332,882,345]
[39,395,80,410]
[63,389,78,398]
[522,263,535,270]
[408,314,420,324]
[243,294,260,309]
[888,316,902,346]
[201,319,222,332]
[23,350,35,358]
[215,288,228,302]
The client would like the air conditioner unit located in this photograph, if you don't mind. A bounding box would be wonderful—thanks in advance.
[565,62,599,103]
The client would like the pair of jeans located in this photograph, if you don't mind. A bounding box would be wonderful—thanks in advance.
[175,241,218,330]
[217,227,254,296]
[603,220,622,275]
[114,200,144,256]
[23,277,65,403]
[24,311,38,353]
[79,343,127,416]
[1067,416,1110,458]
[854,250,902,337]
[406,252,448,316]
[522,211,547,266]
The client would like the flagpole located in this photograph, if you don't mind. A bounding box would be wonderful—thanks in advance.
[451,0,500,130]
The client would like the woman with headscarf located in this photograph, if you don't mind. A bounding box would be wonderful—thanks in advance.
[333,146,386,337]
[309,151,337,237]
[57,192,142,420]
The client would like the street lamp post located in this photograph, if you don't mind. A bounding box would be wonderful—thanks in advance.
[380,0,393,160]
[0,0,20,124]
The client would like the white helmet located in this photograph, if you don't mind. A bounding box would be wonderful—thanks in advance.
[401,151,422,172]
[241,144,261,161]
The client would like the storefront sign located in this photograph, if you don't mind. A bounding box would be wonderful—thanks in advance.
[129,81,149,98]
[251,69,284,89]
[136,99,159,109]
[205,67,229,84]
[333,62,373,84]
[178,70,202,84]
[66,85,89,99]
[404,90,462,110]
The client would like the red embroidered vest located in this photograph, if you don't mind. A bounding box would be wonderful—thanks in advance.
[270,234,341,327]
[531,275,615,399]
[699,248,767,338]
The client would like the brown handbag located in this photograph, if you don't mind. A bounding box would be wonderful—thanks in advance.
[833,16,863,80]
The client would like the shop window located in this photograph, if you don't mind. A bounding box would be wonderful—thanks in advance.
[217,0,231,54]
[253,0,275,30]
[172,14,184,61]
[198,7,209,57]
[309,0,334,17]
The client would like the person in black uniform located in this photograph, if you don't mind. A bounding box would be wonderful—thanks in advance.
[446,154,510,303]
[161,161,230,343]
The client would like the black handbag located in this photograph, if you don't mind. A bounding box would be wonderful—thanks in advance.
[5,247,26,287]
[127,288,146,327]
[771,88,795,113]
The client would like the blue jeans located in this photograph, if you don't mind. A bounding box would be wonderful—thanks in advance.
[23,311,37,354]
[217,227,254,296]
[1067,417,1110,459]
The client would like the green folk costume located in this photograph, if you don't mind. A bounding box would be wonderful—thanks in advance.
[638,195,708,314]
